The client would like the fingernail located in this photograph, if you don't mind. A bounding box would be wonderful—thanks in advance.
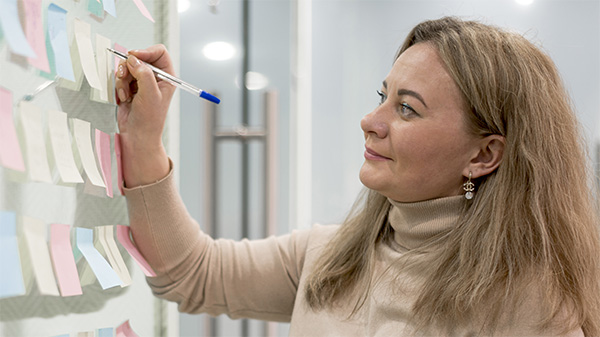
[118,64,124,78]
[118,88,126,102]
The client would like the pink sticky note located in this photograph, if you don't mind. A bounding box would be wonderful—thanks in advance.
[116,225,156,277]
[131,0,154,23]
[49,224,83,296]
[114,133,124,195]
[116,320,139,337]
[24,0,50,73]
[0,88,26,171]
[95,130,113,198]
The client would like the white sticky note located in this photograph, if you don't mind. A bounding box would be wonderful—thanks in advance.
[97,226,131,287]
[92,34,111,103]
[22,216,60,296]
[72,119,105,187]
[73,19,103,90]
[19,102,53,183]
[48,110,84,183]
[76,228,122,289]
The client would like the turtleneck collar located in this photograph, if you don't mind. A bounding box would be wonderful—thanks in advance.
[387,195,464,251]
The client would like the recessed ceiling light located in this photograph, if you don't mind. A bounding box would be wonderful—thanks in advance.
[202,41,236,61]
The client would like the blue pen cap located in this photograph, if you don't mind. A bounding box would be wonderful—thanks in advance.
[200,91,220,104]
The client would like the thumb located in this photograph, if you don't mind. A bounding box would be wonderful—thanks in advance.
[126,54,160,98]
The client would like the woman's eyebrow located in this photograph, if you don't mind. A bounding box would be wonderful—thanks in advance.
[382,80,428,108]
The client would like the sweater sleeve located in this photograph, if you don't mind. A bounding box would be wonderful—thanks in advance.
[123,162,312,322]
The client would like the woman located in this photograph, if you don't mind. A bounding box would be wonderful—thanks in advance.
[115,17,600,335]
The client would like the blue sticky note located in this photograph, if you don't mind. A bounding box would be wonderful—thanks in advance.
[103,0,116,17]
[76,228,122,290]
[47,3,75,81]
[0,211,26,298]
[0,0,36,57]
[98,327,114,337]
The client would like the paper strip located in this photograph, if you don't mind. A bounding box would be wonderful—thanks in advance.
[116,320,140,337]
[114,133,124,194]
[49,224,83,296]
[98,328,114,337]
[116,225,156,277]
[97,226,131,286]
[23,0,50,72]
[0,0,36,57]
[72,119,106,187]
[131,0,155,23]
[22,216,60,296]
[0,87,26,171]
[48,110,84,183]
[47,4,75,81]
[103,0,116,17]
[0,211,27,298]
[20,102,53,183]
[93,34,111,103]
[88,0,104,18]
[95,130,113,197]
[75,228,121,289]
[73,19,102,90]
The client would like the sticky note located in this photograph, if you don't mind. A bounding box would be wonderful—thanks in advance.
[95,130,113,197]
[114,133,124,194]
[49,224,82,296]
[88,0,104,18]
[48,110,84,183]
[103,0,116,17]
[48,4,75,81]
[23,0,50,72]
[131,0,155,23]
[0,87,26,171]
[98,328,114,337]
[75,228,122,289]
[77,332,94,337]
[116,225,156,277]
[116,320,140,337]
[92,34,111,103]
[20,102,53,183]
[0,211,27,298]
[0,0,36,57]
[73,19,103,90]
[22,216,60,296]
[72,119,106,188]
[113,43,127,75]
[97,226,131,287]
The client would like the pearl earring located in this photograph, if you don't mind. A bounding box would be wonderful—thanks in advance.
[463,172,475,200]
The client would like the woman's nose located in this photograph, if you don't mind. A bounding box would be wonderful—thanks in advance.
[361,107,389,139]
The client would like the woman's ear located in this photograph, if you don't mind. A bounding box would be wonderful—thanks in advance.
[464,135,505,178]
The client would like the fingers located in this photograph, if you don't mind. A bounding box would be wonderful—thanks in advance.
[128,44,175,76]
[115,60,131,103]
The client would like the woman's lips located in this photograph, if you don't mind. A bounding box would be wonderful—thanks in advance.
[364,146,391,161]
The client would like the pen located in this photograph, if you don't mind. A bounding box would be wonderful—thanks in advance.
[107,47,220,104]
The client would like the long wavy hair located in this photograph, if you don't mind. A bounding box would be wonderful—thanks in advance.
[304,17,600,335]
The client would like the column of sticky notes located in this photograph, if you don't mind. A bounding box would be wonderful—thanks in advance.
[0,0,158,299]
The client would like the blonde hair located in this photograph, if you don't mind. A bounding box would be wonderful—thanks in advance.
[305,17,600,335]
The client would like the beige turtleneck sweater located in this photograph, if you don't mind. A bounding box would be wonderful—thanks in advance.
[124,166,582,336]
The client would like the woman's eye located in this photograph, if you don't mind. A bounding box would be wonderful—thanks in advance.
[400,103,419,118]
[376,90,386,105]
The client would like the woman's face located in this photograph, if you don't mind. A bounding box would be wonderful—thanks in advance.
[360,43,479,202]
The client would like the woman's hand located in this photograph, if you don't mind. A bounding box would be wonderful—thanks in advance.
[115,45,175,187]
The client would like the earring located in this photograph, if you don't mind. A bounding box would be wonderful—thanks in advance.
[463,172,475,200]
